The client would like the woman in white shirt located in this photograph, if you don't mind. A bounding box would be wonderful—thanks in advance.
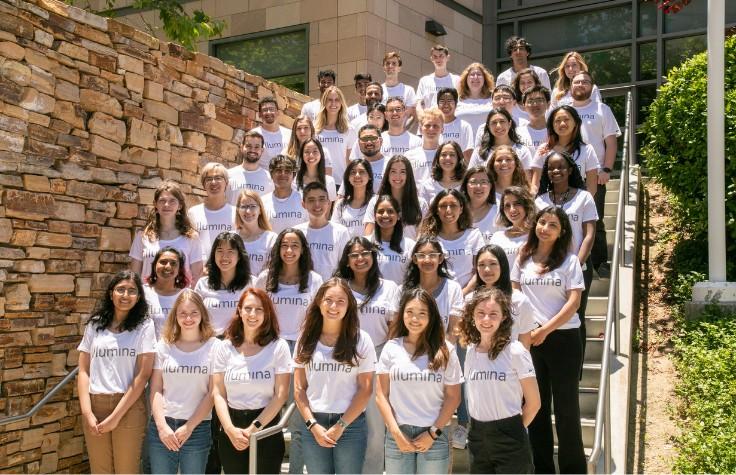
[235,190,278,276]
[486,145,531,197]
[511,206,586,474]
[315,85,356,184]
[143,247,188,339]
[369,195,415,285]
[213,288,291,474]
[550,52,602,109]
[461,166,500,243]
[77,270,156,473]
[458,287,541,473]
[296,138,338,202]
[294,278,377,474]
[419,141,466,205]
[489,186,537,264]
[455,63,495,140]
[376,288,462,474]
[147,290,218,474]
[470,109,533,183]
[332,159,375,238]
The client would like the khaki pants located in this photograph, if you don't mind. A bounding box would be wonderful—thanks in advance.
[83,393,147,474]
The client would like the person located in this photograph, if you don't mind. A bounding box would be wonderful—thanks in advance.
[419,140,466,205]
[295,181,351,277]
[382,51,417,127]
[235,190,278,276]
[227,130,275,204]
[458,288,540,473]
[404,108,445,182]
[194,231,253,336]
[375,288,462,474]
[571,71,621,278]
[349,104,389,161]
[347,72,373,122]
[510,67,543,123]
[363,155,427,240]
[534,105,598,197]
[354,124,388,191]
[252,96,293,170]
[511,206,586,474]
[296,138,338,202]
[483,85,525,138]
[284,115,329,172]
[188,162,236,262]
[469,108,533,178]
[461,166,499,243]
[350,82,384,131]
[212,288,291,474]
[486,144,531,197]
[489,186,536,263]
[551,51,602,109]
[77,270,155,473]
[455,63,494,141]
[144,247,189,339]
[261,155,308,233]
[332,159,375,238]
[293,278,377,474]
[334,237,401,474]
[517,86,551,188]
[130,180,203,284]
[369,195,416,285]
[382,96,422,156]
[301,70,336,121]
[496,36,551,90]
[436,87,474,163]
[416,45,460,120]
[147,290,218,474]
[315,85,357,184]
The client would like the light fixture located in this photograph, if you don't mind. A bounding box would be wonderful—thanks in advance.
[425,19,447,36]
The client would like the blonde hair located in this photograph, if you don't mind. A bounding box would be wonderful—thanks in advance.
[235,189,272,231]
[286,115,315,159]
[421,107,444,125]
[458,63,495,99]
[383,51,402,65]
[200,162,228,187]
[554,52,590,101]
[315,86,349,134]
[143,180,197,240]
[162,289,215,343]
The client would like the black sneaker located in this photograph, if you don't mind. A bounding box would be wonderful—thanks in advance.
[596,263,611,279]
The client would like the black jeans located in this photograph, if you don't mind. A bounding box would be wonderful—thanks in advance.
[468,414,534,474]
[529,328,586,474]
[217,407,285,475]
[578,257,594,367]
[591,183,608,269]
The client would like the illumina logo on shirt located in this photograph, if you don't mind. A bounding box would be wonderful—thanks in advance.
[162,362,209,374]
[206,299,239,309]
[273,296,309,306]
[306,360,353,373]
[390,368,443,382]
[446,248,469,256]
[309,242,334,251]
[468,369,507,381]
[520,276,563,287]
[225,368,272,382]
[199,223,232,231]
[362,305,387,315]
[378,253,406,263]
[94,347,136,358]
[274,210,304,219]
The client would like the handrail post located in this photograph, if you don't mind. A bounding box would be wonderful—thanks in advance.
[248,403,296,475]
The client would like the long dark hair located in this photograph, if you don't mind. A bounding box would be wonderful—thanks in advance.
[87,270,149,332]
[376,155,423,226]
[146,246,189,288]
[511,67,541,102]
[333,237,382,311]
[487,145,529,190]
[537,150,586,196]
[403,236,452,290]
[225,288,280,347]
[206,232,252,292]
[460,166,496,206]
[389,288,450,371]
[519,206,573,273]
[296,138,327,191]
[431,141,466,182]
[367,102,388,132]
[497,186,537,229]
[295,278,362,366]
[479,108,521,159]
[372,194,405,254]
[473,244,512,295]
[340,159,374,210]
[420,189,473,237]
[265,228,313,293]
[459,287,513,360]
[546,105,585,155]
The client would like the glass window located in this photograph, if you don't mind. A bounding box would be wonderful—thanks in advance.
[639,42,657,81]
[584,46,632,85]
[664,35,706,73]
[638,0,657,36]
[637,84,657,127]
[214,28,308,93]
[519,6,632,54]
[499,0,518,9]
[663,1,706,33]
[498,23,514,57]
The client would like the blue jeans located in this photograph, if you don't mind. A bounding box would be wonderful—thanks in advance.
[384,424,450,474]
[147,417,212,474]
[286,339,306,474]
[302,412,367,474]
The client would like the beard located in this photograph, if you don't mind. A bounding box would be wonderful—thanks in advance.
[241,152,261,164]
[572,88,592,101]
[361,147,380,158]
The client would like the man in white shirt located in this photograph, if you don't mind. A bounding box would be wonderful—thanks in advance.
[496,36,551,90]
[405,109,444,183]
[227,130,274,204]
[356,124,387,192]
[301,70,335,121]
[572,71,621,278]
[252,96,292,170]
[517,85,551,188]
[261,155,308,233]
[350,82,384,130]
[382,51,417,129]
[436,87,474,164]
[382,97,422,157]
[416,45,460,121]
[188,162,235,261]
[347,73,372,122]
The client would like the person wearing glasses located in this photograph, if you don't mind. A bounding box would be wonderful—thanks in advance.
[188,163,236,262]
[251,96,293,170]
[381,96,422,156]
[455,63,495,142]
[354,124,387,192]
[261,155,309,234]
[235,190,277,277]
[460,166,500,243]
[227,130,275,204]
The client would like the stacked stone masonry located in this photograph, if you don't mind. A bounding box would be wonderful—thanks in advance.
[0,0,308,472]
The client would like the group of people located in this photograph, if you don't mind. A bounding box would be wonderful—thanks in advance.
[76,36,620,475]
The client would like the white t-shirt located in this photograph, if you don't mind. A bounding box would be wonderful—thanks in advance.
[418,180,461,206]
[363,157,387,193]
[347,103,367,122]
[331,200,369,238]
[516,124,548,163]
[370,235,415,285]
[316,127,357,184]
[243,230,278,276]
[465,341,536,422]
[489,230,527,265]
[532,143,600,182]
[573,100,621,167]
[382,83,417,107]
[143,286,184,339]
[511,253,585,329]
[294,221,351,278]
[255,270,323,341]
[349,114,368,132]
[416,73,460,108]
[214,338,292,410]
[155,338,218,419]
[194,276,252,335]
[187,203,236,261]
[438,228,486,287]
[442,117,474,152]
[473,204,501,243]
[404,146,437,183]
[78,318,156,394]
[377,338,463,427]
[536,189,598,254]
[353,279,400,347]
[301,99,320,121]
[293,330,377,413]
[550,85,602,109]
[381,131,423,157]
[468,143,533,171]
[261,190,309,234]
[227,165,274,204]
[298,175,338,203]
[455,98,493,140]
[129,232,203,282]
[252,126,292,170]
[363,195,428,241]
[496,65,551,90]
[464,289,537,341]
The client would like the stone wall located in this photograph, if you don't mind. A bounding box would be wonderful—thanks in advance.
[0,0,307,472]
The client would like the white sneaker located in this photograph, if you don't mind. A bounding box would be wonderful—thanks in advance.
[451,424,468,449]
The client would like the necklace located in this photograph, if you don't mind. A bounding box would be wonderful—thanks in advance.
[550,188,573,206]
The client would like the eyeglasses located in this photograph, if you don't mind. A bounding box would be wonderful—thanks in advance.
[526,99,547,106]
[387,107,404,114]
[350,169,368,176]
[468,179,490,187]
[573,79,592,86]
[203,176,226,183]
[414,252,443,261]
[238,204,259,212]
[156,198,179,206]
[348,250,372,260]
[241,306,265,315]
[113,287,139,296]
[359,135,380,143]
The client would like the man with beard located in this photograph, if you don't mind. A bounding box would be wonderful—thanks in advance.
[381,97,422,157]
[496,36,551,90]
[251,96,292,170]
[356,124,387,193]
[572,71,620,278]
[301,69,336,120]
[227,130,275,204]
[350,81,384,130]
[347,73,373,122]
[261,155,308,233]
[188,162,236,260]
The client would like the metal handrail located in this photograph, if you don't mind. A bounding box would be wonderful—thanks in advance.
[586,88,633,473]
[0,367,79,426]
[248,402,296,475]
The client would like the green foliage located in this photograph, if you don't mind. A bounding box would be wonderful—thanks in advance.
[640,35,736,280]
[133,0,225,51]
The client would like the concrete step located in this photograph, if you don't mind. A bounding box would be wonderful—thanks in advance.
[554,416,596,448]
[584,337,604,363]
[585,315,606,338]
[605,189,619,204]
[581,363,601,389]
[604,201,618,216]
[586,296,608,316]
[590,277,610,295]
[579,387,599,420]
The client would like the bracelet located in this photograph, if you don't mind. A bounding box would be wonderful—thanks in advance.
[426,428,438,440]
[336,417,349,429]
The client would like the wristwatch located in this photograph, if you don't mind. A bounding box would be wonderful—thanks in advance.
[601,167,612,173]
[336,418,349,429]
[305,418,317,431]
[252,419,263,430]
[429,425,442,439]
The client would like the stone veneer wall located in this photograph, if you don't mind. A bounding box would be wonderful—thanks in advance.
[0,0,307,471]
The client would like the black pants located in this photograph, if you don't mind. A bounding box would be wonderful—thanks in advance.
[529,328,586,474]
[468,414,534,474]
[577,258,594,367]
[217,407,285,475]
[591,183,608,269]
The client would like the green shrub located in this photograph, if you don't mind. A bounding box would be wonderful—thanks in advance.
[640,35,736,279]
